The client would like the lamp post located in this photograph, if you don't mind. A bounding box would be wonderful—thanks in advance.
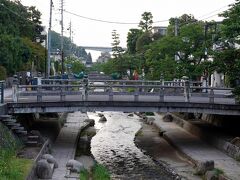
[41,30,47,78]
[47,0,53,79]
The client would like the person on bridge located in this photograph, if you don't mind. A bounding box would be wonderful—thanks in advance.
[133,70,139,80]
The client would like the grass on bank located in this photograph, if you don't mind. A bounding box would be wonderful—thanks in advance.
[80,163,110,180]
[0,149,33,180]
[0,123,33,180]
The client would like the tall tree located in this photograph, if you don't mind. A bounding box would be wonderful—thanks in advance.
[127,29,143,54]
[139,12,153,32]
[111,30,123,59]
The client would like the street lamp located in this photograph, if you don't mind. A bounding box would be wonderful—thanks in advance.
[41,30,47,78]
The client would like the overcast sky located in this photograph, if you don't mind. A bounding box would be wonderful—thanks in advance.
[21,0,235,48]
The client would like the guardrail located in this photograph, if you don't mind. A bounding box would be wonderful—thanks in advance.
[0,81,4,104]
[14,79,235,104]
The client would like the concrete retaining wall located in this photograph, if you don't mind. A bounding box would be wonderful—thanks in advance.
[171,113,240,161]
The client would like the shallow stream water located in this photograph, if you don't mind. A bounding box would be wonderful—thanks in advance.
[88,111,174,180]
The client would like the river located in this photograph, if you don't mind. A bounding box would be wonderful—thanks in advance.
[88,111,176,180]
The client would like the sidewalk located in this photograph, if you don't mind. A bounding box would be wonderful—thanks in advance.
[153,113,240,180]
[51,112,88,180]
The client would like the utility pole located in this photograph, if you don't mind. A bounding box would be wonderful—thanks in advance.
[175,18,178,36]
[174,17,179,61]
[68,21,73,55]
[47,0,53,79]
[60,0,64,75]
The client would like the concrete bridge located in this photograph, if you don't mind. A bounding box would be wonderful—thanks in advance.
[80,46,127,52]
[1,79,239,115]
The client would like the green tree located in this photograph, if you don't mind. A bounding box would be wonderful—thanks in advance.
[127,29,143,54]
[111,30,124,59]
[139,12,153,32]
[214,0,240,95]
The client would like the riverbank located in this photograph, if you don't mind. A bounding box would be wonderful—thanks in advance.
[152,113,240,180]
[135,121,199,180]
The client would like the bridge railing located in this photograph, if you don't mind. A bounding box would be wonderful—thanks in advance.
[16,84,85,102]
[13,79,235,104]
[0,81,4,104]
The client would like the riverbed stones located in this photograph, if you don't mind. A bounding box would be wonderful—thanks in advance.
[36,159,53,179]
[195,160,214,175]
[84,119,95,126]
[76,155,96,171]
[66,159,84,173]
[205,170,218,180]
[128,113,134,117]
[99,116,107,122]
[42,154,58,168]
[163,113,173,122]
[98,113,104,117]
[146,117,155,125]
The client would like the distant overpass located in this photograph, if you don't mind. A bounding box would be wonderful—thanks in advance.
[79,46,127,52]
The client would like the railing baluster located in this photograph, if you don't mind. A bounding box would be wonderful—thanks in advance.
[159,87,164,102]
[209,88,214,104]
[134,86,139,102]
[109,86,113,101]
[37,85,42,102]
[60,86,65,101]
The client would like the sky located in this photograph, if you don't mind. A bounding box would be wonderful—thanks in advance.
[21,0,236,49]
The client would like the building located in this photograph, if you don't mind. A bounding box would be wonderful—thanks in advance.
[96,52,111,63]
[152,26,167,36]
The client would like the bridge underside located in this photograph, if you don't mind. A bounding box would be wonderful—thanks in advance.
[7,101,240,116]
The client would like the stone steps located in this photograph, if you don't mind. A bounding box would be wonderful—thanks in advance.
[25,141,38,146]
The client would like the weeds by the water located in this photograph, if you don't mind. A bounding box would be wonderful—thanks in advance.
[80,169,89,180]
[92,164,110,180]
[79,163,110,180]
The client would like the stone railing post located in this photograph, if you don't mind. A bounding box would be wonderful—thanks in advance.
[134,86,139,102]
[109,86,113,101]
[183,76,190,102]
[159,87,164,102]
[37,85,42,102]
[12,75,19,102]
[83,77,88,101]
[60,86,65,101]
[209,88,214,104]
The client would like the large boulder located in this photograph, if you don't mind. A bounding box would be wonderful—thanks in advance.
[84,119,95,126]
[163,113,173,122]
[66,159,84,173]
[195,160,214,175]
[36,159,53,179]
[146,117,155,125]
[99,116,107,122]
[205,170,218,180]
[42,154,58,168]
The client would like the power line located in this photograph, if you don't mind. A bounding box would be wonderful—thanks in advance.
[64,10,169,25]
[197,5,229,19]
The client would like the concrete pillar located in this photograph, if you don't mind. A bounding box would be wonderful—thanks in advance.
[37,85,42,102]
[134,87,139,102]
[209,88,214,104]
[109,86,113,101]
[159,87,164,102]
[183,76,190,102]
[12,75,19,102]
[60,87,65,101]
